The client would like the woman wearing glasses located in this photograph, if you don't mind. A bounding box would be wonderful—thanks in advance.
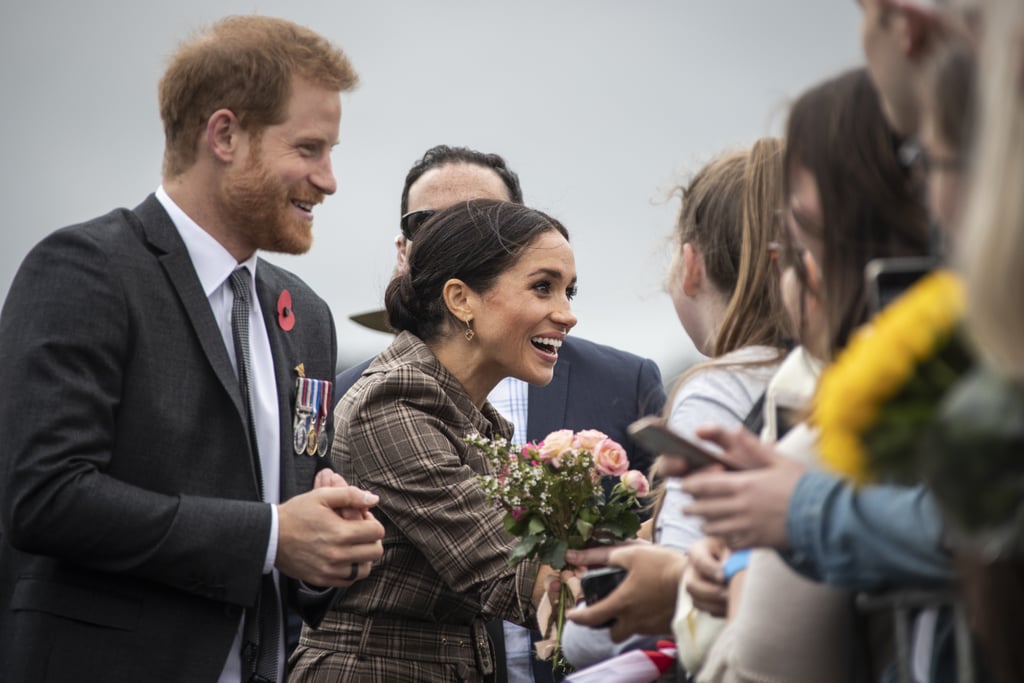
[683,68,934,683]
[566,68,936,681]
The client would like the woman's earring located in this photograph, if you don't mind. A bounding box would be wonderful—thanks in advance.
[464,319,475,341]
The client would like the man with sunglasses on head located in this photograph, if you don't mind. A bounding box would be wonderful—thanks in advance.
[331,144,667,683]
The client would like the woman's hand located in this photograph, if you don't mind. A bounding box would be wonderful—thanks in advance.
[533,564,582,644]
[532,564,580,610]
[682,426,806,550]
[683,536,728,617]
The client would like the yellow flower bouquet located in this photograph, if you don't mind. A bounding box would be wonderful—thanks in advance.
[812,270,974,484]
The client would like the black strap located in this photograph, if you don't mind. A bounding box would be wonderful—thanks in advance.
[484,618,509,683]
[741,391,767,435]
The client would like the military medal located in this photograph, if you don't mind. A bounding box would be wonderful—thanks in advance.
[303,382,319,456]
[306,426,318,455]
[293,415,308,455]
[316,425,329,457]
[293,364,333,457]
[293,365,314,455]
[316,382,332,457]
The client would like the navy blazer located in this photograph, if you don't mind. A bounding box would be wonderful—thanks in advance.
[0,195,337,682]
[524,336,665,481]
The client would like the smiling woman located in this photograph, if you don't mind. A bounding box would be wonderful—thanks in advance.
[388,199,577,402]
[290,198,577,683]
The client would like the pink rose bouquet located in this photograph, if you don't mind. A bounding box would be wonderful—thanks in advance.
[469,429,650,674]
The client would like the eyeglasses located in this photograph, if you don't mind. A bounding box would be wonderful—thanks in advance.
[767,240,807,280]
[400,209,437,241]
[899,139,963,174]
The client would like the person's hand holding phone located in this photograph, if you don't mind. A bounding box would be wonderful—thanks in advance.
[628,416,746,476]
[681,425,807,550]
[654,453,726,479]
[578,566,627,628]
[565,543,688,642]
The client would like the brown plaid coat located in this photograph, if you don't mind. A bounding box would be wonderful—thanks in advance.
[291,332,539,682]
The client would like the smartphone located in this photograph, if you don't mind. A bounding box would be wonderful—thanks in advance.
[580,566,627,627]
[865,256,937,314]
[627,416,740,471]
[581,566,627,604]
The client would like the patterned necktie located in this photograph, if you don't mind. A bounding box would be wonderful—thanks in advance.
[229,268,280,683]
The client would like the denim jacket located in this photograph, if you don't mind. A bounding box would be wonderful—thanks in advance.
[784,471,953,588]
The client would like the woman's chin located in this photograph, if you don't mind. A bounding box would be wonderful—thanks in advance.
[514,366,555,387]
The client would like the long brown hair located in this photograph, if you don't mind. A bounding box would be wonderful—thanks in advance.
[649,139,790,515]
[784,68,930,360]
[672,137,792,358]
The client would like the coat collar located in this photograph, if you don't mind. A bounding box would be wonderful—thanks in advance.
[369,331,513,442]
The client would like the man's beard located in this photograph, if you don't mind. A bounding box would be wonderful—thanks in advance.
[222,149,322,255]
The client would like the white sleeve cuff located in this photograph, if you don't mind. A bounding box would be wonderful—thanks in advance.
[264,503,279,574]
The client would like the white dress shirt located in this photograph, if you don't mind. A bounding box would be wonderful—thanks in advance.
[487,376,535,683]
[156,186,284,683]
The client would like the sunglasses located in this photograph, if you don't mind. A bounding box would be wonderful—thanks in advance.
[400,209,437,241]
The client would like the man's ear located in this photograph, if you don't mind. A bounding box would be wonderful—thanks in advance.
[682,242,703,297]
[395,235,410,276]
[441,278,474,323]
[205,108,241,163]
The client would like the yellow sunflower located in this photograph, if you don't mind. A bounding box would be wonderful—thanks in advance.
[812,270,968,484]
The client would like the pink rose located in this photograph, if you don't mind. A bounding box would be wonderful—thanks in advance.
[519,443,539,461]
[573,429,609,451]
[620,469,650,496]
[592,438,629,477]
[536,429,576,468]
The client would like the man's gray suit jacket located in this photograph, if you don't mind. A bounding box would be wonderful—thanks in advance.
[0,195,337,682]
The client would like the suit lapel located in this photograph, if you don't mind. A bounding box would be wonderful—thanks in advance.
[527,355,570,442]
[255,265,306,500]
[132,196,247,426]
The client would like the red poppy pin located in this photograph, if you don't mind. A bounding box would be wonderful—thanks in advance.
[277,290,295,331]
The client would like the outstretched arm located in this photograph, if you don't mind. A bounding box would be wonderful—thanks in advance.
[683,425,952,588]
[681,425,805,550]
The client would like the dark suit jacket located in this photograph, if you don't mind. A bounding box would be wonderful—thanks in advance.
[0,195,337,682]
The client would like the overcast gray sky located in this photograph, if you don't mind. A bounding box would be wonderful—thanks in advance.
[0,1,862,381]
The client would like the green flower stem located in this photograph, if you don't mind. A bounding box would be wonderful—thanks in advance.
[551,581,576,676]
